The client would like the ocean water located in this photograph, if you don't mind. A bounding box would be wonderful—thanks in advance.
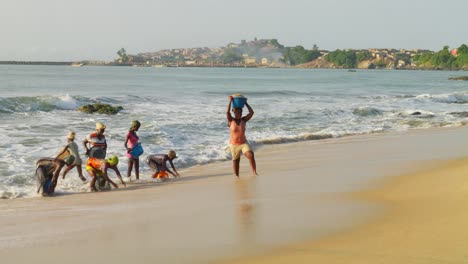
[0,65,467,198]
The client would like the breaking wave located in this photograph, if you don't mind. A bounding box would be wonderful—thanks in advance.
[413,92,468,104]
[0,95,127,113]
[254,133,334,145]
[353,107,383,117]
[0,95,82,113]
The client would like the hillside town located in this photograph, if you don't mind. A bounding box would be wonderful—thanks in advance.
[109,38,461,70]
[2,39,465,70]
[122,38,286,67]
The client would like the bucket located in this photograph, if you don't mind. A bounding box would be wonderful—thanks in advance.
[130,143,144,158]
[232,96,247,109]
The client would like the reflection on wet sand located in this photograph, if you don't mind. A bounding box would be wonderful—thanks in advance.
[235,177,257,242]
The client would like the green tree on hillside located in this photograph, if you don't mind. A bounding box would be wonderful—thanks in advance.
[117,48,129,63]
[221,48,242,64]
[324,49,357,68]
[457,44,468,54]
[430,46,455,68]
[454,44,468,68]
[270,39,284,49]
[412,44,468,69]
[356,51,372,62]
[282,45,321,65]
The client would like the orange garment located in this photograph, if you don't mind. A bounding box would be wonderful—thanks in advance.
[86,157,105,171]
[152,171,168,179]
[229,119,247,145]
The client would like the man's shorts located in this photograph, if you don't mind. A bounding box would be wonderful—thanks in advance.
[73,158,82,166]
[230,143,252,160]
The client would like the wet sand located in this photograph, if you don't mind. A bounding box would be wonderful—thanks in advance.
[224,158,468,264]
[0,127,467,264]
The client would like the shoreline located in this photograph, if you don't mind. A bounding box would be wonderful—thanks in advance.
[1,62,468,71]
[0,126,467,263]
[9,125,468,200]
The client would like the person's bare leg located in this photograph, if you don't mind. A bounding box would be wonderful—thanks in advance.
[135,159,140,180]
[244,151,257,176]
[89,175,97,192]
[76,165,86,182]
[127,159,134,179]
[233,159,240,177]
[62,165,74,179]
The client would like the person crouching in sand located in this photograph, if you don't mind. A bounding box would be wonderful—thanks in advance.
[35,155,75,196]
[146,150,180,179]
[226,96,258,177]
[85,155,126,192]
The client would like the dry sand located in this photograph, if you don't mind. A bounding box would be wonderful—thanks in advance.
[0,127,467,264]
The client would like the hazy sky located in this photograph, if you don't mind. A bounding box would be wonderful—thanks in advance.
[2,0,467,61]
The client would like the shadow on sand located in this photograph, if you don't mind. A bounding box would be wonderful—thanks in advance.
[52,171,233,197]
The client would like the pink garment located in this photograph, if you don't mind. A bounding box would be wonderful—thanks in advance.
[126,131,139,158]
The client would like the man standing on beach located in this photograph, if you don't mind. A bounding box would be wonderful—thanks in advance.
[226,96,258,177]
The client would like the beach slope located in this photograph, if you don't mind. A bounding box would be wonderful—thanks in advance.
[0,127,467,264]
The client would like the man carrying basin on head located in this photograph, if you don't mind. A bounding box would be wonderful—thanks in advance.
[85,155,126,192]
[226,95,258,177]
[83,122,107,159]
[35,155,75,196]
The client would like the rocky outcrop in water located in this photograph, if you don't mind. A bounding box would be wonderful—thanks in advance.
[77,103,123,114]
[448,76,468,80]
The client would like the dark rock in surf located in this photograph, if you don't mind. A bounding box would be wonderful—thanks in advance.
[77,103,123,114]
[448,76,468,81]
[449,111,468,117]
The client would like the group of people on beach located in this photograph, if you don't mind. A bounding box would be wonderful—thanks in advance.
[35,95,258,196]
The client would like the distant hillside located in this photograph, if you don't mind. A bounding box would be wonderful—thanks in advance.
[114,40,468,70]
[296,45,468,70]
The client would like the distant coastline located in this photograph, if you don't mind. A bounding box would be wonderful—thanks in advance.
[2,38,467,70]
[1,61,466,71]
[0,61,73,66]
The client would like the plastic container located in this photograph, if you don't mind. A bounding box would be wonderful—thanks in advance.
[153,171,168,179]
[232,95,247,108]
[130,143,144,158]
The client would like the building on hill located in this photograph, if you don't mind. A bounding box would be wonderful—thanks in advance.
[244,57,257,65]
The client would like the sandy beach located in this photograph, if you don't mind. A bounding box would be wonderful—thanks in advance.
[1,126,467,264]
[226,151,468,263]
